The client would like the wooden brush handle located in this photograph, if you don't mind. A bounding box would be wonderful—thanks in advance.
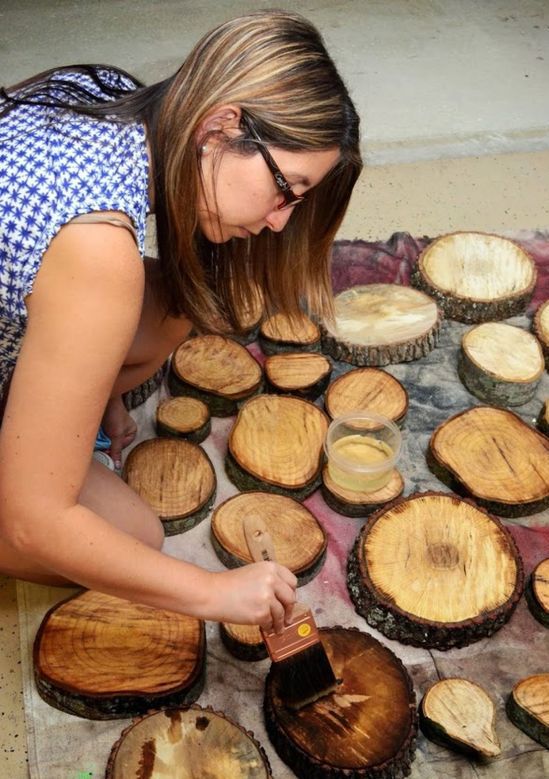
[243,516,277,563]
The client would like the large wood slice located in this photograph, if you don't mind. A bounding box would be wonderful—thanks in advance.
[264,626,417,779]
[264,352,332,401]
[34,591,205,720]
[459,322,544,406]
[321,284,440,366]
[259,313,321,355]
[412,231,537,322]
[429,406,549,516]
[506,674,549,749]
[106,705,272,778]
[525,558,549,627]
[123,438,216,535]
[168,335,263,416]
[227,395,329,500]
[325,367,408,425]
[347,492,524,649]
[322,463,404,518]
[156,396,211,443]
[533,299,549,368]
[211,492,327,585]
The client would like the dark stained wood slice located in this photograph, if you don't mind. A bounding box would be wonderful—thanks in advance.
[259,313,321,355]
[34,591,205,720]
[219,622,267,662]
[227,395,329,500]
[412,231,537,322]
[324,368,408,425]
[168,335,263,416]
[506,674,549,749]
[322,463,404,518]
[419,678,501,760]
[533,299,549,369]
[526,558,549,627]
[264,352,332,400]
[539,399,549,436]
[347,492,524,649]
[106,705,272,778]
[429,406,549,516]
[321,284,440,366]
[264,626,417,779]
[156,396,211,443]
[459,322,544,406]
[123,438,216,535]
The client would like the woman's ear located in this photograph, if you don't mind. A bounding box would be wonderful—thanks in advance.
[195,104,242,152]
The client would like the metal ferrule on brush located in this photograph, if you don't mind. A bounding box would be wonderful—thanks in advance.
[261,608,319,663]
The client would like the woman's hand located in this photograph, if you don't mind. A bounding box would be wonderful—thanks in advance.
[101,395,137,469]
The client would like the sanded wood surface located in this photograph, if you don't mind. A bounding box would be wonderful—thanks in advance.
[219,622,267,662]
[259,313,320,354]
[156,396,211,442]
[507,674,549,749]
[264,352,331,399]
[348,492,523,649]
[533,299,549,368]
[264,627,416,779]
[34,591,205,719]
[429,406,549,516]
[233,280,265,342]
[412,231,536,322]
[526,558,549,627]
[325,367,408,424]
[106,706,272,778]
[322,463,404,518]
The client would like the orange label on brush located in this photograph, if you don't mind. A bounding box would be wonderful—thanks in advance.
[261,608,320,662]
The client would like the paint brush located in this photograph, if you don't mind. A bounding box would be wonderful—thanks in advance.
[243,515,338,709]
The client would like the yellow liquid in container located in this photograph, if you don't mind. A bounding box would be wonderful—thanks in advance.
[328,434,394,492]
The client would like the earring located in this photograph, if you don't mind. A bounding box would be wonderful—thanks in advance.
[201,144,209,155]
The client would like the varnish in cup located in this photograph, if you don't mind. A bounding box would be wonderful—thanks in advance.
[324,411,401,493]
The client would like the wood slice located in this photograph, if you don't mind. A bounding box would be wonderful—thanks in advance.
[34,591,205,720]
[506,674,549,749]
[321,463,404,518]
[539,399,549,436]
[525,558,549,627]
[325,368,408,425]
[259,313,321,355]
[419,678,501,760]
[211,492,327,585]
[264,352,332,401]
[227,395,329,500]
[459,322,544,406]
[219,622,267,662]
[156,396,211,443]
[412,231,537,322]
[264,626,417,779]
[321,284,440,366]
[533,300,549,368]
[168,335,263,416]
[347,492,524,649]
[123,438,216,536]
[106,705,272,778]
[231,281,265,345]
[429,405,549,517]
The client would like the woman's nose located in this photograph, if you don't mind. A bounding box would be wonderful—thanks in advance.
[265,207,294,233]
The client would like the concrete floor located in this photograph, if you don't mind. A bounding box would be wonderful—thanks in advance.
[1,1,549,777]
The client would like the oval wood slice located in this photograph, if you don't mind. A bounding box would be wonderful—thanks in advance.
[123,438,216,535]
[264,627,416,779]
[420,678,501,760]
[321,284,440,366]
[168,335,263,416]
[325,367,408,425]
[34,591,205,720]
[264,352,332,400]
[347,492,524,649]
[220,622,267,662]
[538,399,549,436]
[412,231,536,322]
[259,313,321,355]
[429,405,549,516]
[526,558,549,627]
[156,396,211,443]
[106,705,272,778]
[227,395,329,500]
[533,299,549,368]
[506,674,549,749]
[459,322,544,406]
[322,463,404,518]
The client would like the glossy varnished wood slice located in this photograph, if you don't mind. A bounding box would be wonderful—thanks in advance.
[526,558,549,627]
[123,438,216,535]
[34,591,205,720]
[506,674,549,749]
[264,352,332,400]
[429,406,549,516]
[533,299,549,369]
[259,313,321,355]
[156,396,211,443]
[324,367,408,425]
[264,627,417,779]
[347,492,524,649]
[322,463,404,518]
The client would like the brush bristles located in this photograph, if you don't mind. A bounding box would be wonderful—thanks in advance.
[274,641,338,710]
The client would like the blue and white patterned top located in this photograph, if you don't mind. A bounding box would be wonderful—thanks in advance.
[0,69,150,398]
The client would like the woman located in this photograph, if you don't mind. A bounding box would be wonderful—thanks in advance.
[0,11,362,632]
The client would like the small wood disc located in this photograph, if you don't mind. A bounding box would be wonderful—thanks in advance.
[506,674,549,749]
[322,463,404,518]
[533,300,549,368]
[264,627,417,779]
[156,396,211,443]
[321,284,440,366]
[347,492,524,649]
[34,591,205,720]
[259,313,321,355]
[264,352,332,400]
[526,558,549,627]
[106,706,272,778]
[429,405,549,516]
[231,281,265,345]
[123,438,216,535]
[219,623,267,662]
[325,368,408,425]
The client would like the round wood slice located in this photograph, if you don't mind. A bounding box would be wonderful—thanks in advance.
[325,368,408,425]
[211,492,327,585]
[259,313,321,355]
[419,678,501,760]
[34,591,205,720]
[156,396,211,443]
[106,705,272,778]
[219,622,267,662]
[231,281,265,345]
[227,395,329,500]
[459,322,544,406]
[123,438,216,535]
[506,674,549,749]
[347,492,524,649]
[533,299,549,369]
[264,626,417,779]
[322,463,404,518]
[525,558,549,627]
[168,335,263,416]
[429,405,549,517]
[264,352,332,400]
[321,284,441,367]
[538,399,549,436]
